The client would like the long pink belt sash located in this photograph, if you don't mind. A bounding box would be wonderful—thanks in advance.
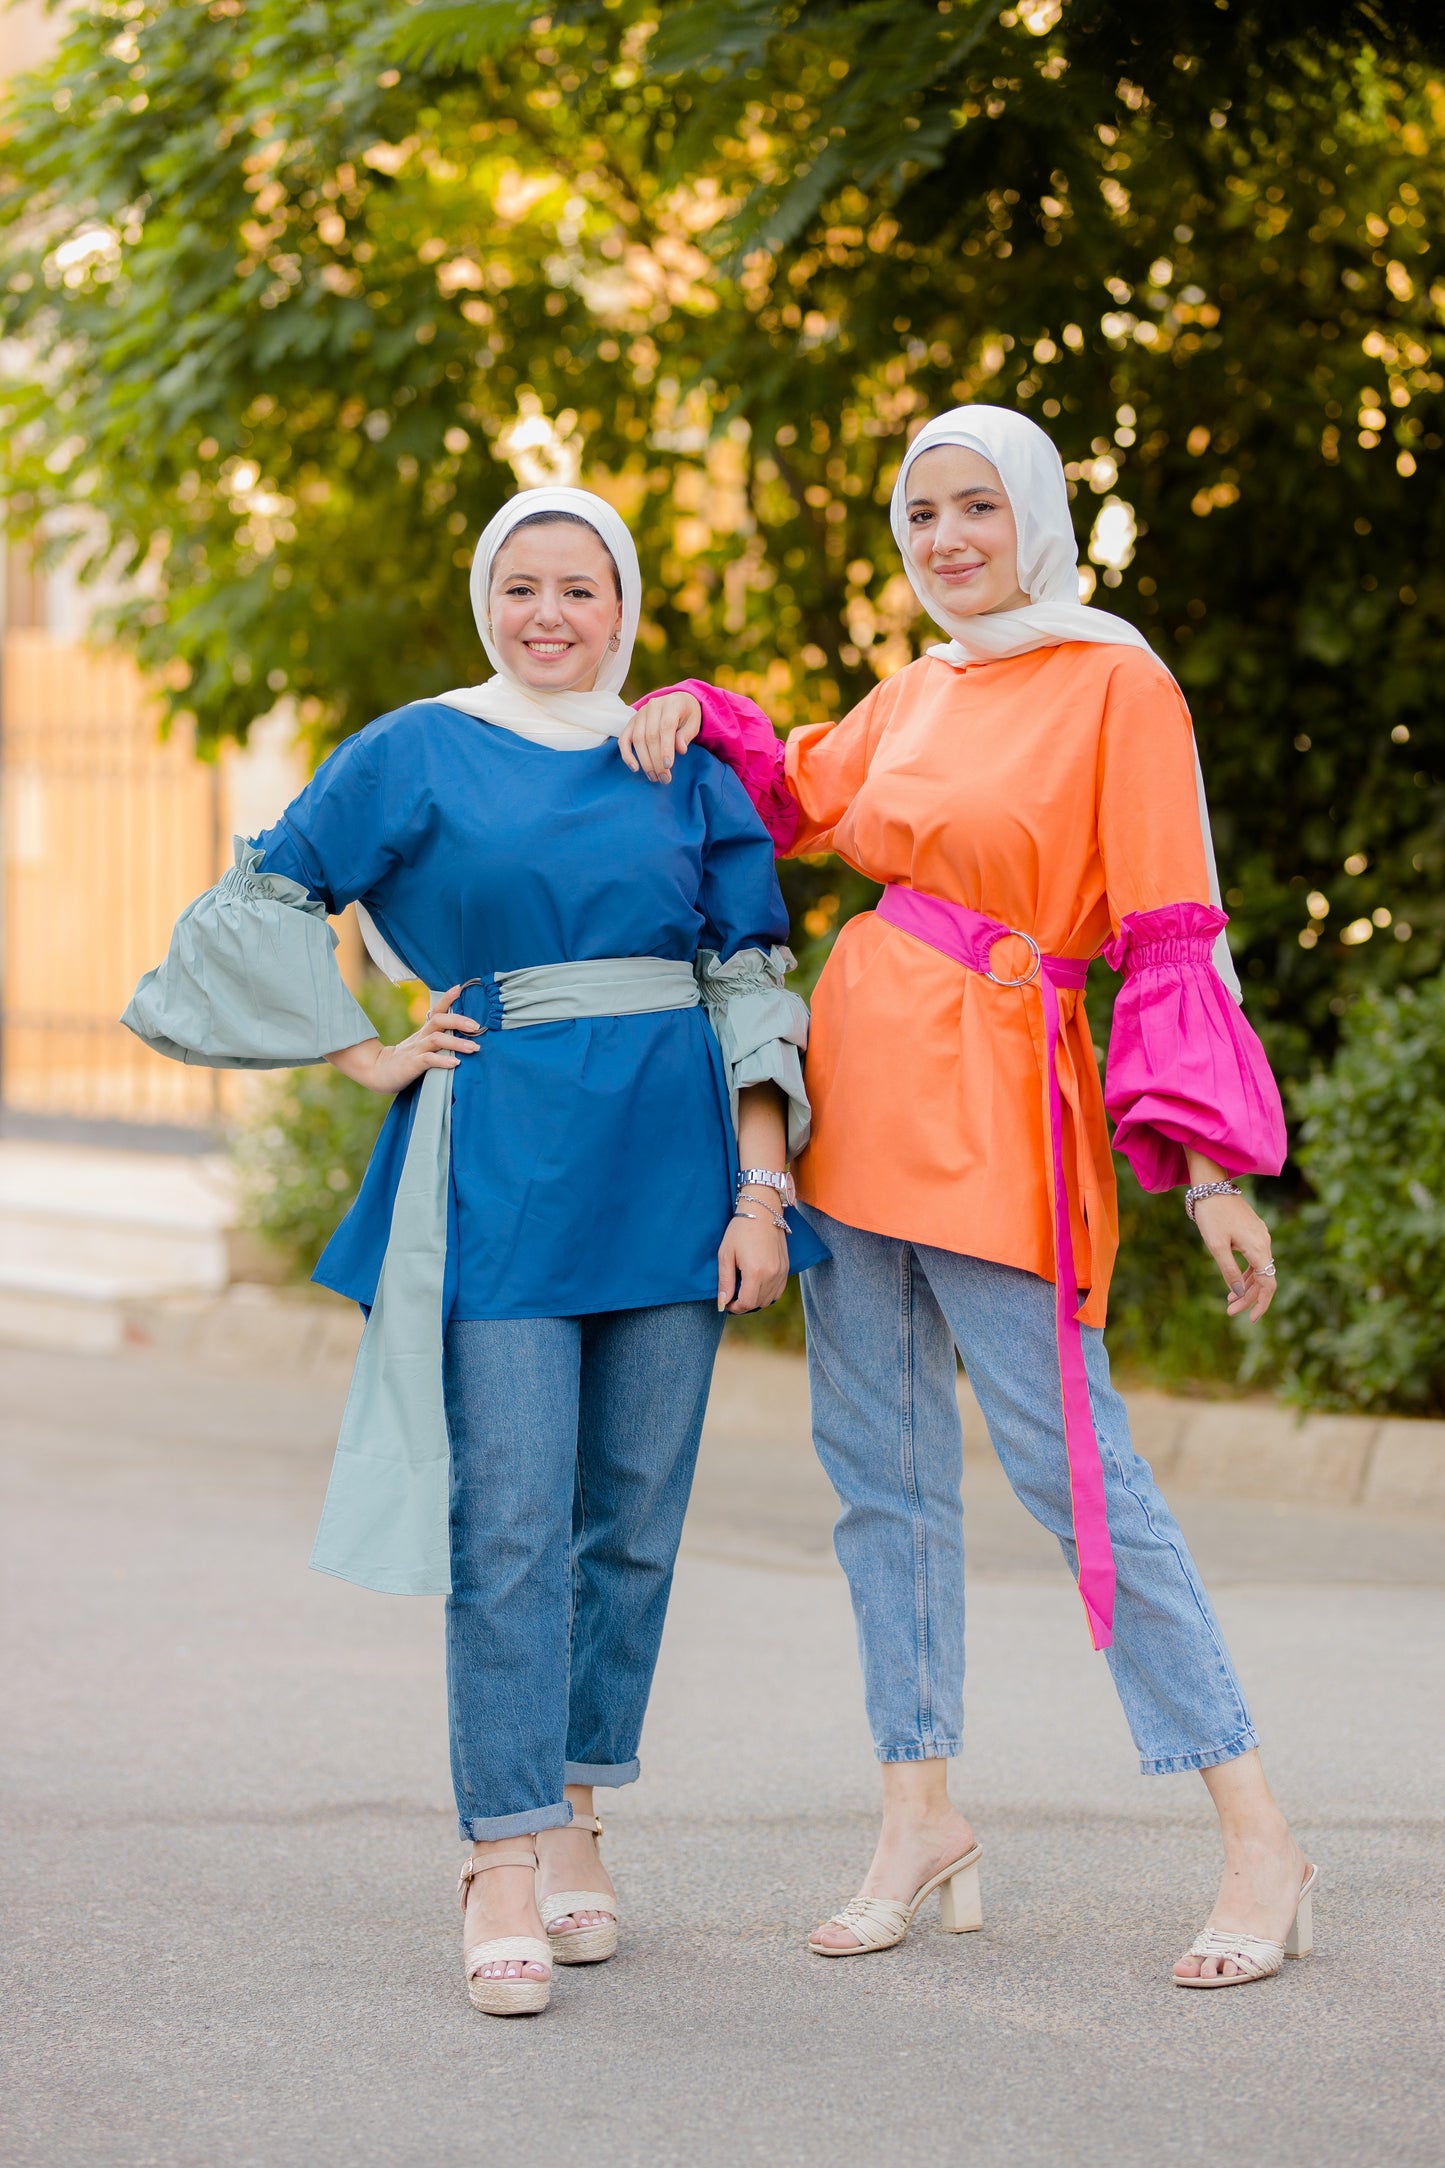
[875,884,1114,1652]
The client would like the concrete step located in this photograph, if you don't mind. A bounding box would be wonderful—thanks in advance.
[0,1139,236,1351]
[0,1281,126,1354]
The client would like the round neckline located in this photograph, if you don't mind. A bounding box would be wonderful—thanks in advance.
[431,702,622,755]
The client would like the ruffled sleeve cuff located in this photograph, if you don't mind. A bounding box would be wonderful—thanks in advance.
[695,944,812,1157]
[122,837,376,1069]
[637,680,799,854]
[1102,903,1287,1192]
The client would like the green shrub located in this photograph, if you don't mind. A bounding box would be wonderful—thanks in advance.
[232,978,423,1278]
[1247,975,1445,1414]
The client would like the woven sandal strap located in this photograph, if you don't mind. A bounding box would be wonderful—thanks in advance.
[828,1897,911,1949]
[539,1889,616,1927]
[1187,1927,1284,1978]
[458,1841,538,1896]
[465,1935,552,1976]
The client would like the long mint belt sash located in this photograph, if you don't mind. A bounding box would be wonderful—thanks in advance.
[874,885,1113,1652]
[310,955,700,1596]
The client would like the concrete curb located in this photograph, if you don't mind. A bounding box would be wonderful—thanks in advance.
[115,1284,1445,1520]
[1121,1390,1445,1517]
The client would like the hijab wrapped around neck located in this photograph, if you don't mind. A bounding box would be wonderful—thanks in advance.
[436,485,642,749]
[890,404,1239,998]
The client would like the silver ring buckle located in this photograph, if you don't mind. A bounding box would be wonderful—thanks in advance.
[986,930,1042,989]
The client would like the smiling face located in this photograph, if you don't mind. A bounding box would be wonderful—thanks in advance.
[487,518,624,692]
[903,444,1030,625]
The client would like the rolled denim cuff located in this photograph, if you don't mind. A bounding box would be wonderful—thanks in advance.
[1137,1724,1259,1778]
[457,1800,573,1841]
[874,1739,962,1764]
[564,1758,640,1789]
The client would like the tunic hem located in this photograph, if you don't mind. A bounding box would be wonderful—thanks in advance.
[312,1262,728,1322]
[795,1176,1105,1325]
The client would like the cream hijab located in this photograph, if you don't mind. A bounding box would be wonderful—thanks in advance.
[358,488,644,983]
[890,405,1239,997]
[436,485,642,749]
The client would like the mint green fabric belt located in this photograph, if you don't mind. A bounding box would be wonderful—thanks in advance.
[309,955,701,1596]
[124,839,809,1598]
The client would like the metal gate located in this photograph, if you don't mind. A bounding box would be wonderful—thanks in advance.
[1,629,224,1128]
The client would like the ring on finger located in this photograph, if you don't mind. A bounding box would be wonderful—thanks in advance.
[1257,1261,1277,1278]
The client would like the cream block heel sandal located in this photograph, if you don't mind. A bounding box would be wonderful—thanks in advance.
[539,1812,618,1965]
[1175,1862,1318,1989]
[811,1844,983,1957]
[459,1842,553,2016]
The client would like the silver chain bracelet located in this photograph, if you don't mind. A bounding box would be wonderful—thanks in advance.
[733,1205,790,1233]
[1185,1180,1243,1221]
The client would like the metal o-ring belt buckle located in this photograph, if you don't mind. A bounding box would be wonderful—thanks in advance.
[985,929,1042,988]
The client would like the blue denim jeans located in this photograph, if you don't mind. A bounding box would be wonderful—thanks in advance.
[444,1301,724,1840]
[799,1208,1258,1776]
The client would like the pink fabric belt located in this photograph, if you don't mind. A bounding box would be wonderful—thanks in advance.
[875,884,1114,1652]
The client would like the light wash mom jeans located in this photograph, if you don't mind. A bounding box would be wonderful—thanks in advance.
[800,1207,1257,1776]
[444,1301,724,1841]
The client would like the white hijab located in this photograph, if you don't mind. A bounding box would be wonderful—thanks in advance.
[435,485,642,749]
[359,487,644,983]
[889,405,1239,997]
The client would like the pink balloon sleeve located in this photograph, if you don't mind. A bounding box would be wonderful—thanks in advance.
[635,679,799,854]
[1103,903,1287,1191]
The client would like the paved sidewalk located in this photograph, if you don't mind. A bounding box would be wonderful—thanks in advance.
[2,1342,1442,2166]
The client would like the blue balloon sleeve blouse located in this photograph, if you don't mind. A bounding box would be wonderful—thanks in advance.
[252,700,826,1321]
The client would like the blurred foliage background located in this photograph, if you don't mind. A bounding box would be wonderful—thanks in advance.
[231,980,422,1274]
[3,0,1445,1402]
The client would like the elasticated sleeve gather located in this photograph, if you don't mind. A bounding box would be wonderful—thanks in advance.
[121,838,376,1068]
[1103,904,1287,1192]
[695,945,811,1157]
[637,676,901,860]
[646,678,800,851]
[692,748,812,1151]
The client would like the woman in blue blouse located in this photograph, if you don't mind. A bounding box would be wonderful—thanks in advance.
[236,489,822,2015]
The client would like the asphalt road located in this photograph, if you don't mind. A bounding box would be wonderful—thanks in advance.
[2,1340,1442,2167]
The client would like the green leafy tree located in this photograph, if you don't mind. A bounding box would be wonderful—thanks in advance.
[3,1,1442,1072]
[0,0,731,747]
[612,0,1445,1075]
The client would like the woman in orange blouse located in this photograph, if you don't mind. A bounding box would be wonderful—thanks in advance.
[627,407,1314,1991]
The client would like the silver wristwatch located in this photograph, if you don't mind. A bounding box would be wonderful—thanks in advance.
[737,1166,797,1209]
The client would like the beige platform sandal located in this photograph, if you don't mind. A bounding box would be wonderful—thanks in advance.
[1174,1862,1318,1989]
[459,1841,553,2016]
[539,1811,618,1965]
[810,1843,983,1957]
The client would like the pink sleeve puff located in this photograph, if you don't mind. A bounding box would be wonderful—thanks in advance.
[634,680,799,854]
[1103,903,1287,1192]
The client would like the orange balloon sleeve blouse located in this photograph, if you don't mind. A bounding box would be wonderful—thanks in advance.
[656,646,1287,1325]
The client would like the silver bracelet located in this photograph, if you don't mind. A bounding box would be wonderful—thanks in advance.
[1185,1180,1243,1221]
[737,1166,797,1208]
[733,1205,790,1233]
